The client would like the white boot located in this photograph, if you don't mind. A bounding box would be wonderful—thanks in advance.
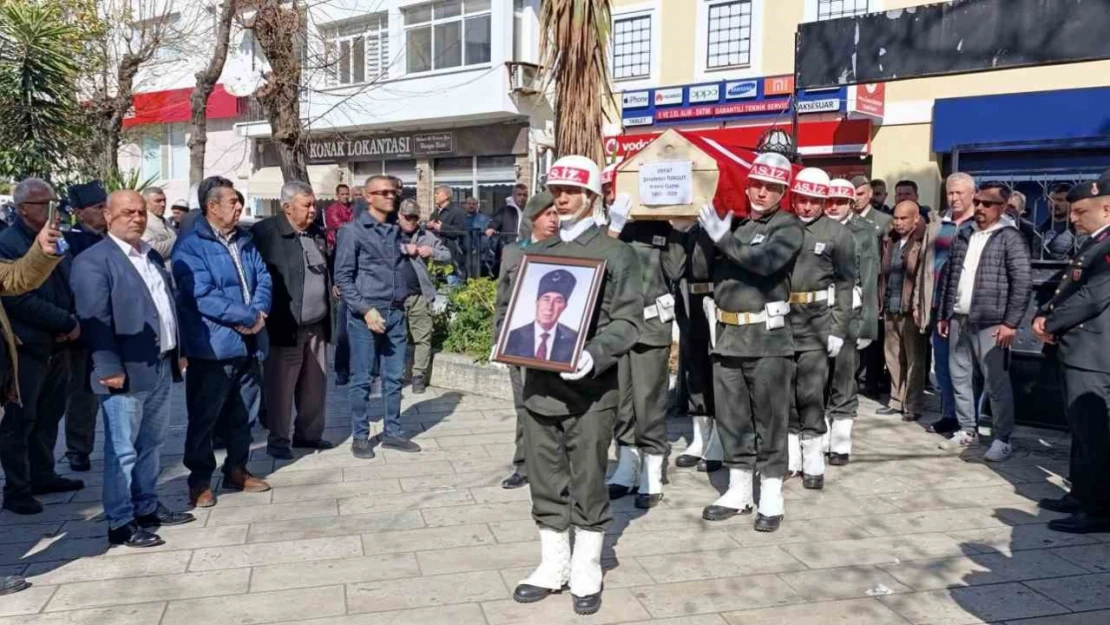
[638,453,664,495]
[821,417,831,454]
[787,433,802,475]
[802,436,826,483]
[517,527,571,590]
[570,529,604,597]
[606,446,640,487]
[704,421,724,462]
[711,468,754,510]
[680,416,710,460]
[830,419,854,455]
[758,476,785,517]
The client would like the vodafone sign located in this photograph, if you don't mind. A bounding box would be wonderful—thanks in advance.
[848,83,886,121]
[604,120,873,158]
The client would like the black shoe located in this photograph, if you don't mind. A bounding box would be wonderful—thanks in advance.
[66,453,91,472]
[108,522,165,548]
[702,504,752,522]
[1039,493,1083,514]
[266,445,294,460]
[412,374,427,394]
[501,472,528,489]
[828,453,850,466]
[697,459,723,473]
[754,513,783,532]
[2,496,42,515]
[31,476,84,495]
[136,504,196,528]
[675,454,700,468]
[635,493,663,509]
[381,435,421,453]
[513,583,562,603]
[876,406,902,416]
[0,575,29,596]
[293,438,335,450]
[572,591,602,615]
[335,374,350,387]
[802,474,824,490]
[1048,512,1110,534]
[351,437,376,459]
[901,412,920,422]
[608,484,635,499]
[926,417,960,434]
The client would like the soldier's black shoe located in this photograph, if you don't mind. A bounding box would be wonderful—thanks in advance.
[635,493,663,509]
[608,484,636,499]
[572,591,602,615]
[802,474,824,490]
[513,583,562,603]
[501,472,528,489]
[926,417,960,434]
[697,459,723,473]
[702,504,752,522]
[675,454,700,468]
[876,406,902,416]
[828,453,850,466]
[754,513,783,532]
[1048,512,1110,534]
[1039,493,1082,514]
[2,496,42,516]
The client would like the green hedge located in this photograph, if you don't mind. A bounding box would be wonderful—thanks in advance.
[433,278,497,362]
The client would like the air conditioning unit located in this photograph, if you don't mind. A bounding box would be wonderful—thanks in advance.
[506,62,541,95]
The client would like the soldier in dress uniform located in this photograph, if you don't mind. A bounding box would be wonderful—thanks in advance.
[823,178,880,465]
[852,175,893,397]
[604,193,685,508]
[494,192,560,490]
[785,169,856,490]
[1032,170,1110,534]
[684,152,804,533]
[509,156,642,615]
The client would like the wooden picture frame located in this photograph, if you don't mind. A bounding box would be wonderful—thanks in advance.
[493,253,607,373]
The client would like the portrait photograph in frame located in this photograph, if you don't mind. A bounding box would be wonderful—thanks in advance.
[493,254,607,373]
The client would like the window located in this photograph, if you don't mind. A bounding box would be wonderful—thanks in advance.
[816,0,870,20]
[141,136,160,181]
[322,14,389,86]
[168,125,187,180]
[706,1,751,70]
[612,15,651,80]
[404,0,492,74]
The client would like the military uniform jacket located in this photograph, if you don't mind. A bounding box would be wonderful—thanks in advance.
[493,240,531,337]
[789,215,857,352]
[857,207,893,246]
[1039,228,1110,373]
[522,225,644,416]
[847,215,881,340]
[696,208,804,358]
[619,221,685,347]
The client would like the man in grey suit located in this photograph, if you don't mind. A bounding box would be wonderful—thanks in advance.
[505,269,579,364]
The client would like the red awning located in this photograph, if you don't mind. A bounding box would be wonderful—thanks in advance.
[123,84,240,127]
[605,119,872,160]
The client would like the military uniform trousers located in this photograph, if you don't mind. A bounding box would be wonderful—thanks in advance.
[827,342,860,421]
[679,291,715,417]
[712,355,793,478]
[614,345,670,455]
[790,349,829,439]
[510,366,527,474]
[1060,365,1110,515]
[523,407,615,531]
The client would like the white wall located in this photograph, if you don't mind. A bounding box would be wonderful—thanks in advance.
[119,120,252,202]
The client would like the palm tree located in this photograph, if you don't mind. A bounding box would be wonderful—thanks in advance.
[540,0,616,164]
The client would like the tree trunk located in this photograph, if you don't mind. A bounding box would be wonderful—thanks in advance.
[189,0,238,187]
[251,0,309,185]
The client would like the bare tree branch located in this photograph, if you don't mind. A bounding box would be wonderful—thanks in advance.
[189,0,238,186]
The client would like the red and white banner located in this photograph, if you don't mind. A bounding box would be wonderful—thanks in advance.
[604,119,873,159]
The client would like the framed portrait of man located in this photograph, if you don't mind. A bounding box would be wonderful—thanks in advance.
[493,254,607,373]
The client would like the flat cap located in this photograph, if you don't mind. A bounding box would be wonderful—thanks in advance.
[537,269,576,301]
[524,192,555,220]
[850,175,871,188]
[68,180,107,210]
[1067,170,1110,203]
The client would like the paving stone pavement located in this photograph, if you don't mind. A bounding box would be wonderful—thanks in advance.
[0,375,1103,625]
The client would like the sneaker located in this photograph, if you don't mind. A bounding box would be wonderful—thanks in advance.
[381,434,421,453]
[940,430,979,450]
[352,437,376,459]
[984,439,1012,462]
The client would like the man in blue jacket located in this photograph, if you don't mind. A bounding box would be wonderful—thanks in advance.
[173,183,272,508]
[72,191,195,548]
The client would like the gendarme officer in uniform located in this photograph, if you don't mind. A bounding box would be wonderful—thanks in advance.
[785,168,856,490]
[493,192,560,490]
[823,178,881,465]
[684,152,804,533]
[604,193,684,508]
[1033,169,1110,534]
[508,156,641,615]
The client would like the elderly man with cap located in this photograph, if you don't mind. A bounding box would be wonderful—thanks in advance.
[170,199,189,231]
[680,152,803,533]
[823,179,880,465]
[504,270,580,362]
[509,156,641,616]
[494,192,560,490]
[65,180,108,256]
[397,198,450,393]
[1032,171,1110,533]
[785,168,856,490]
[852,175,893,397]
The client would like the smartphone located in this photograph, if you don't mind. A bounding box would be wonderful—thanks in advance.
[46,200,56,226]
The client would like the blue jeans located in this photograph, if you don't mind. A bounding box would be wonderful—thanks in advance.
[348,308,407,440]
[334,299,350,382]
[932,324,956,420]
[101,359,172,530]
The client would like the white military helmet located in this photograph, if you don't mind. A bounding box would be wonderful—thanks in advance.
[749,152,793,186]
[828,178,856,200]
[548,155,602,196]
[792,167,831,199]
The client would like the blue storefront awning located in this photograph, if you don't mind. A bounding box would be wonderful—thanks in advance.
[933,86,1110,154]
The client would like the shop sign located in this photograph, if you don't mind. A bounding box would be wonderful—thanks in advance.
[639,161,693,205]
[654,88,684,106]
[290,124,525,166]
[623,90,651,108]
[796,98,841,114]
[623,115,654,127]
[688,84,720,104]
[307,132,454,162]
[763,75,795,96]
[848,82,886,120]
[724,80,759,100]
[655,100,790,121]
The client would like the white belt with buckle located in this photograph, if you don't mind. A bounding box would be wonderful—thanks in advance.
[715,309,768,326]
[645,304,659,320]
[789,290,829,304]
[689,282,713,295]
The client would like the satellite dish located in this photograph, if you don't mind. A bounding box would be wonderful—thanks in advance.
[223,51,265,97]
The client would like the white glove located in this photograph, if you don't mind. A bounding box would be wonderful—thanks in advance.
[827,335,844,358]
[607,193,632,234]
[857,338,873,350]
[560,350,594,381]
[698,204,732,243]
